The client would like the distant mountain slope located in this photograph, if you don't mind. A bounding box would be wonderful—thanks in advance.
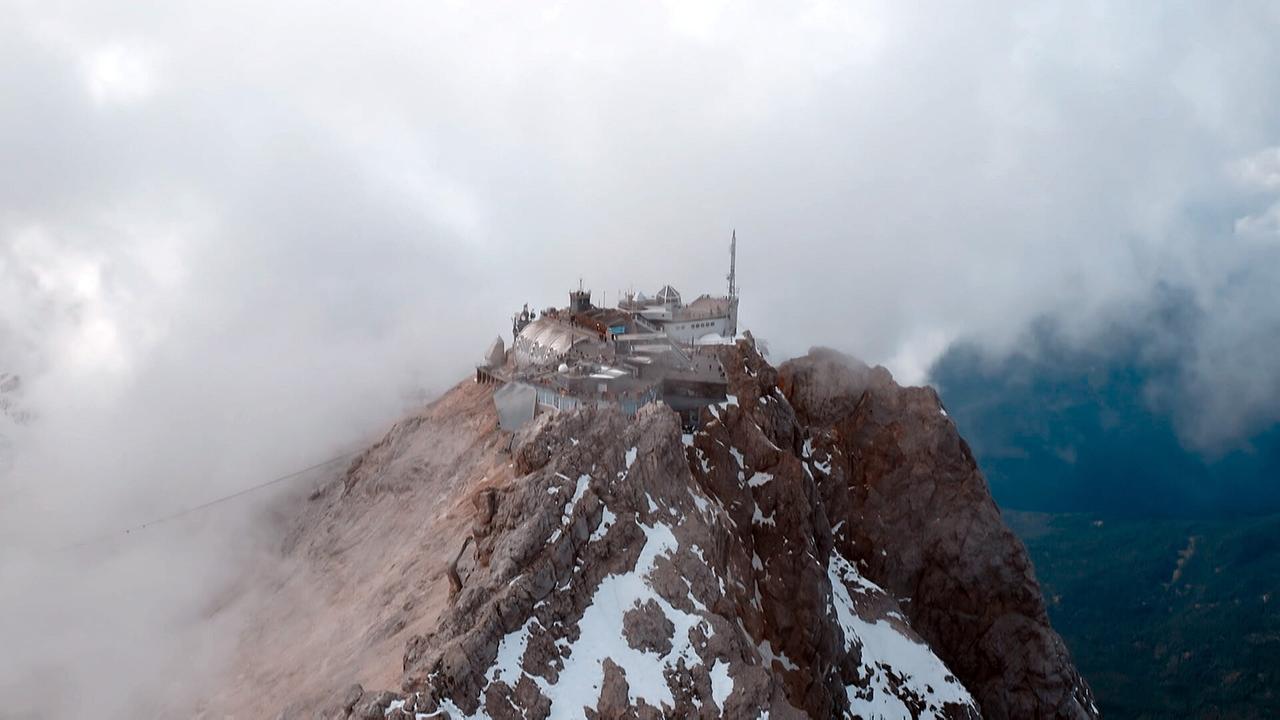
[1006,511,1280,719]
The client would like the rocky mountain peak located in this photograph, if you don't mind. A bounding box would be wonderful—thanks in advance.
[258,341,1093,720]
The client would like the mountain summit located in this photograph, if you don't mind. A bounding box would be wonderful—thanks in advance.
[228,340,1093,720]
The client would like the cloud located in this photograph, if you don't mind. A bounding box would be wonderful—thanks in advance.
[2,0,1280,714]
[83,43,159,105]
[1232,146,1280,193]
[1233,146,1280,239]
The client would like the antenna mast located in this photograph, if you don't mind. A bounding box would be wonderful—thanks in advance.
[727,229,737,298]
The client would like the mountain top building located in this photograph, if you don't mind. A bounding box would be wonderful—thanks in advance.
[482,233,742,431]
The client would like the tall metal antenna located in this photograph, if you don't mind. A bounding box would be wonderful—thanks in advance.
[727,229,737,298]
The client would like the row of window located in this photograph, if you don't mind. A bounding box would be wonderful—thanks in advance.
[535,387,654,416]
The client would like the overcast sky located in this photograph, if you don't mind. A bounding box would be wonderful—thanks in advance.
[3,1,1280,715]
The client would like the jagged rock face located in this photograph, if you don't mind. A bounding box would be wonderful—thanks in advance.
[369,344,988,720]
[778,347,1098,720]
[398,402,795,719]
[301,341,1093,720]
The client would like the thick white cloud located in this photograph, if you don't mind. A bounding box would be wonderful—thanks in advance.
[2,0,1280,714]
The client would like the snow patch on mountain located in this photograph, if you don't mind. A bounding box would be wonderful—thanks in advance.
[828,552,976,717]
[427,516,726,719]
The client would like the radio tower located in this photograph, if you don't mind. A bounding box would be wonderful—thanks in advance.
[727,229,737,298]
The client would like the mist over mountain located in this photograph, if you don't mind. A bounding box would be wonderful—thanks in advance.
[0,373,26,480]
[931,289,1280,719]
[930,289,1280,518]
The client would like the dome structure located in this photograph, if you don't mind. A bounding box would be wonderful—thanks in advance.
[655,285,682,306]
[513,317,586,367]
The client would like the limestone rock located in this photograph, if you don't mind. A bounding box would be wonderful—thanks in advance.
[295,341,1093,719]
[780,346,1097,720]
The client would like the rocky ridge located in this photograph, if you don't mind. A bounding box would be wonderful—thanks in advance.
[279,340,1095,720]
